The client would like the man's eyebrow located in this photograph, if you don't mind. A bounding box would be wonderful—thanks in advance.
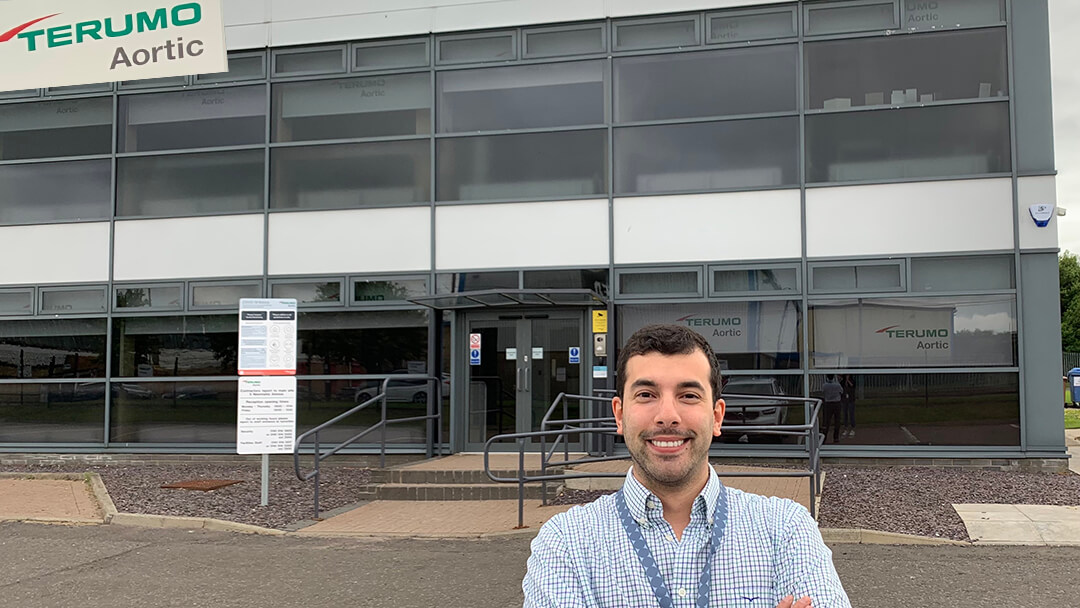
[677,381,707,393]
[628,379,658,390]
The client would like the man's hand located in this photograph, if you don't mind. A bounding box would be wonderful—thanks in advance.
[776,595,812,608]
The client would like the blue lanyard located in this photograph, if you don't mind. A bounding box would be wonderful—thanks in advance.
[614,485,728,608]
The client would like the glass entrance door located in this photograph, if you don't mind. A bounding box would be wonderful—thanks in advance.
[464,312,584,450]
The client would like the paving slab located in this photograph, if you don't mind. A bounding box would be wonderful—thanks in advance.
[294,499,575,537]
[0,478,102,522]
[954,503,1080,546]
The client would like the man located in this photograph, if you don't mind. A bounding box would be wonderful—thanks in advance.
[820,375,844,444]
[522,324,850,608]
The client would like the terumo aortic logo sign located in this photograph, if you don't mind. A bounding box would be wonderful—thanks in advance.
[0,0,226,92]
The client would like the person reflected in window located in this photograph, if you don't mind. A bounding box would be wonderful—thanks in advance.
[820,375,843,444]
[840,375,856,439]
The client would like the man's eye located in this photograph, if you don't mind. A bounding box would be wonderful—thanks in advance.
[635,391,655,399]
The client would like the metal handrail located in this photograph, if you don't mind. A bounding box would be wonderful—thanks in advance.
[293,374,443,519]
[484,395,824,528]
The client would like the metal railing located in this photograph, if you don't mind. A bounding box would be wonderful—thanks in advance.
[293,374,443,519]
[485,392,824,528]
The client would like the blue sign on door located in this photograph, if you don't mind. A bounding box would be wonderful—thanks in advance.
[469,348,481,366]
[568,346,580,364]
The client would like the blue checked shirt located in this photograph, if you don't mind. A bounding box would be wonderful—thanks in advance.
[523,467,851,608]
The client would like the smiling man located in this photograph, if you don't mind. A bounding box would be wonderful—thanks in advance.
[522,324,850,608]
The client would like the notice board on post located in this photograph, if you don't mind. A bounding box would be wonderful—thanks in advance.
[236,298,297,455]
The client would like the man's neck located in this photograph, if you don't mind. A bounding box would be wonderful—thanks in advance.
[633,466,710,541]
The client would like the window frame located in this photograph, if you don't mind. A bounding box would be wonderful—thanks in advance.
[194,51,268,85]
[0,287,35,317]
[188,279,264,311]
[113,283,186,313]
[436,31,519,66]
[269,277,347,308]
[522,23,608,59]
[351,38,431,72]
[612,14,703,53]
[708,263,802,298]
[808,259,907,294]
[272,45,348,78]
[615,266,704,299]
[706,5,799,44]
[350,274,431,308]
[38,285,109,315]
[803,0,900,37]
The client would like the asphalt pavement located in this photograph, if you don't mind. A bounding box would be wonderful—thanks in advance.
[1,521,1076,608]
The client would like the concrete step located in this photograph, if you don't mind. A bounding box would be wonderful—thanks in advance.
[369,468,558,485]
[373,483,560,501]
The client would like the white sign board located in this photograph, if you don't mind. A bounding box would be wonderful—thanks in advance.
[236,376,297,455]
[0,0,227,92]
[238,298,297,376]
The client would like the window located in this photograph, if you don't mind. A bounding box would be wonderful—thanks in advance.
[0,383,105,442]
[615,118,799,194]
[806,102,1011,182]
[810,261,905,293]
[0,290,32,315]
[711,266,800,295]
[194,53,266,84]
[296,310,429,375]
[119,86,267,152]
[805,29,1007,110]
[436,130,607,201]
[273,73,430,142]
[901,0,1005,31]
[114,285,184,311]
[119,76,189,90]
[523,25,605,58]
[116,150,264,217]
[353,277,428,304]
[112,315,240,377]
[620,302,802,369]
[436,272,518,293]
[437,60,605,132]
[0,98,111,160]
[190,282,261,309]
[523,268,609,293]
[911,255,1015,292]
[437,32,516,64]
[614,16,700,51]
[707,7,797,43]
[804,0,898,36]
[109,380,237,444]
[0,160,110,224]
[271,140,430,210]
[809,295,1018,368]
[0,319,107,378]
[808,372,1019,446]
[40,288,107,314]
[271,280,344,305]
[614,45,797,122]
[353,40,429,71]
[273,47,346,76]
[616,269,701,297]
[46,82,113,95]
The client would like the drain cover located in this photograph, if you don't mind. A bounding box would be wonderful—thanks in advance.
[160,479,244,491]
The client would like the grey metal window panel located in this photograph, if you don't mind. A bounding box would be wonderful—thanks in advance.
[807,372,1019,446]
[114,285,184,310]
[614,118,799,194]
[0,319,107,378]
[46,82,114,95]
[900,0,1004,30]
[190,283,261,308]
[353,40,429,71]
[0,383,105,442]
[40,288,107,314]
[119,76,189,90]
[804,1,899,36]
[614,16,700,51]
[805,102,1011,182]
[619,301,802,370]
[118,85,267,152]
[273,48,346,76]
[353,278,428,304]
[116,150,265,217]
[271,280,343,305]
[112,315,238,376]
[436,130,607,201]
[0,89,38,99]
[809,295,1018,368]
[1012,0,1056,173]
[0,160,110,224]
[437,60,605,133]
[614,45,797,122]
[523,268,608,291]
[272,73,431,142]
[436,272,518,293]
[109,381,238,443]
[713,267,800,294]
[805,28,1007,110]
[618,271,699,296]
[523,26,605,58]
[0,97,111,160]
[271,140,430,210]
[195,54,266,83]
[910,255,1015,292]
[707,7,797,43]
[0,290,33,315]
[437,33,516,64]
[811,262,904,292]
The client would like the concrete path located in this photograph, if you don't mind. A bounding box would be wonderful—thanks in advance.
[953,504,1080,546]
[1066,428,1079,474]
[0,478,101,523]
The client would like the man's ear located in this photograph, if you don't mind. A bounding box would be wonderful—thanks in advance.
[712,398,725,437]
[612,396,625,435]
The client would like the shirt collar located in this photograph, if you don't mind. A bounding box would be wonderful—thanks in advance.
[622,465,722,523]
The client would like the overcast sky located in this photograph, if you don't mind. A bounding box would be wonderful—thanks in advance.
[1050,0,1080,254]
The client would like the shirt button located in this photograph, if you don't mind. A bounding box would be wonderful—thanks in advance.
[678,588,688,598]
[665,534,674,542]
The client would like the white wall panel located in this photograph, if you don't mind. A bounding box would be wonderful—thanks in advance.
[226,24,270,50]
[270,10,434,48]
[1018,176,1059,250]
[613,191,801,264]
[433,0,605,32]
[806,178,1014,258]
[269,208,431,275]
[114,216,265,281]
[436,200,608,269]
[0,223,109,285]
[607,0,788,17]
[225,0,270,25]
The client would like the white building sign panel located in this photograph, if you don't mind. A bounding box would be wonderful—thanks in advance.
[0,0,226,92]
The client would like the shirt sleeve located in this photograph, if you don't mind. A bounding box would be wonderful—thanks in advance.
[774,503,852,608]
[522,514,590,608]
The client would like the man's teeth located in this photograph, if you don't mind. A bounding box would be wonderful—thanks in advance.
[650,439,686,448]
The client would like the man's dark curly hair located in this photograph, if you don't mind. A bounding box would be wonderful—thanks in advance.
[615,324,722,402]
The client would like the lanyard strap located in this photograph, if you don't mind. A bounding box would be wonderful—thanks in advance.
[614,485,728,608]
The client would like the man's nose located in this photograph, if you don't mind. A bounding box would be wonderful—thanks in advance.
[653,393,681,426]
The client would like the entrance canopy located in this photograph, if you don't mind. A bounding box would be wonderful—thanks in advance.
[408,288,606,310]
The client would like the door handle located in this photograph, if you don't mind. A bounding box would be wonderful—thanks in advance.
[523,366,530,392]
[516,367,522,392]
